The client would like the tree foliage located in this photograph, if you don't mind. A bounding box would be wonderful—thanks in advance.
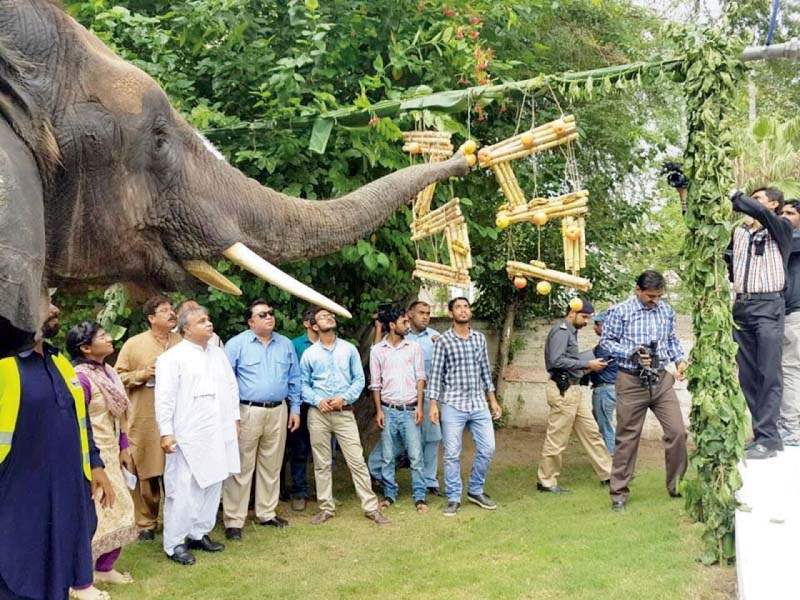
[673,15,750,565]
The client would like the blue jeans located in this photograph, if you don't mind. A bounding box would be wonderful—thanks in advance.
[592,384,616,455]
[422,440,440,488]
[440,404,495,502]
[380,408,426,503]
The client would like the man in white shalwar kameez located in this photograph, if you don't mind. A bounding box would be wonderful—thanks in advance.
[155,306,240,565]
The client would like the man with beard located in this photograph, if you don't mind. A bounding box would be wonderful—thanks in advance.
[155,306,240,564]
[0,300,115,600]
[299,306,389,525]
[370,307,427,512]
[115,296,182,540]
[537,298,612,496]
[428,297,502,517]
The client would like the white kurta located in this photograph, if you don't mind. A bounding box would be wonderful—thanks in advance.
[155,340,241,554]
[155,339,241,487]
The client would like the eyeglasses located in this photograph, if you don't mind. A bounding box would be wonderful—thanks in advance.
[256,309,275,318]
[316,312,336,320]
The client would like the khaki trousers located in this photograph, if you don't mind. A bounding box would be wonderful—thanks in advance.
[610,371,687,503]
[538,382,612,487]
[223,403,288,527]
[781,311,800,432]
[307,407,379,514]
[132,475,162,531]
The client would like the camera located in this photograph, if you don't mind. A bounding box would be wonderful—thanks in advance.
[634,341,661,390]
[661,162,689,189]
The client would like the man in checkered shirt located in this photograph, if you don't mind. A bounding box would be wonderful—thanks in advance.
[428,297,502,517]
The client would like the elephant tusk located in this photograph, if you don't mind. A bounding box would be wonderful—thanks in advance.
[182,260,242,296]
[222,243,353,319]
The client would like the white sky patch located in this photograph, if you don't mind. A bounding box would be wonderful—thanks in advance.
[195,131,227,162]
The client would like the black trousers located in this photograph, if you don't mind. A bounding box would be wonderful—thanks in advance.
[733,297,784,449]
[280,403,311,499]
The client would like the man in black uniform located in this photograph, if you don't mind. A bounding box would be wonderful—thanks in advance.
[537,298,612,494]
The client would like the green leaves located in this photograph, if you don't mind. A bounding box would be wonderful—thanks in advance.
[676,16,749,566]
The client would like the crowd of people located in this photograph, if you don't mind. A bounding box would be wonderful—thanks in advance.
[2,186,797,600]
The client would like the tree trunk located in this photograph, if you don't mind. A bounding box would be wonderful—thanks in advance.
[494,299,518,400]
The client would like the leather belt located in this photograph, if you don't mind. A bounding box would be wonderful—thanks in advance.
[619,367,666,376]
[240,400,284,408]
[735,291,783,301]
[381,401,418,411]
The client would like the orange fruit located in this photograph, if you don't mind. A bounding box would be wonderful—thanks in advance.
[465,154,477,167]
[532,211,548,226]
[513,276,528,290]
[519,132,535,148]
[536,281,552,295]
[407,142,422,155]
[565,226,581,240]
[568,297,584,312]
[461,140,477,154]
[496,214,510,229]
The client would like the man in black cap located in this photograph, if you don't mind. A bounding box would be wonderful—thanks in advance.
[537,298,612,494]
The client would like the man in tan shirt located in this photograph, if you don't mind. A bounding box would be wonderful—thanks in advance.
[116,295,181,540]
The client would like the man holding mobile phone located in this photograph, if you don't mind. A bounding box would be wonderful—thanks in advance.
[537,298,612,495]
[591,312,618,455]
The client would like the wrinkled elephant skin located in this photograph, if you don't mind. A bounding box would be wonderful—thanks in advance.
[0,1,469,356]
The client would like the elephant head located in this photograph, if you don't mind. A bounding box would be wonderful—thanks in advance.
[0,0,470,355]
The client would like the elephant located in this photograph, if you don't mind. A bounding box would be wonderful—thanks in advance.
[0,0,471,357]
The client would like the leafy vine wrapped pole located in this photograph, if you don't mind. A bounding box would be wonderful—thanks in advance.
[674,19,749,565]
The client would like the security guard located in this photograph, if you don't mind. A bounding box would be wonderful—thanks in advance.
[537,298,612,494]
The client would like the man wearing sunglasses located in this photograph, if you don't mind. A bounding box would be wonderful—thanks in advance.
[299,306,389,525]
[221,300,302,540]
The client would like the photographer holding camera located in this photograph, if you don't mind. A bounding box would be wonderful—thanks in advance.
[599,271,688,511]
[728,187,793,460]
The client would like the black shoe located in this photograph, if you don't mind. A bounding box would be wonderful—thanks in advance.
[537,482,571,494]
[279,491,291,502]
[467,492,497,510]
[611,501,626,512]
[186,535,225,552]
[746,444,777,460]
[259,516,289,528]
[443,501,460,517]
[600,479,611,487]
[224,527,242,541]
[427,486,445,497]
[168,544,196,565]
[138,529,155,542]
[668,490,682,498]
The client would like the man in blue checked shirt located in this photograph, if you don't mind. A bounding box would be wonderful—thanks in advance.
[428,297,502,517]
[600,270,688,511]
[221,300,301,540]
[299,306,389,526]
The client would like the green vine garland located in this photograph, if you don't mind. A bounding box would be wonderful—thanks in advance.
[674,19,750,565]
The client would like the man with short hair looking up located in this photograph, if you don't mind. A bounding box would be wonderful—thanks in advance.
[428,297,501,517]
[729,187,793,459]
[299,307,388,526]
[222,300,301,540]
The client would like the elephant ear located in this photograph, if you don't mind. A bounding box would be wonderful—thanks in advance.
[0,116,45,357]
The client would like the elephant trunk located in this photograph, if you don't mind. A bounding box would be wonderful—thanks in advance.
[221,154,471,264]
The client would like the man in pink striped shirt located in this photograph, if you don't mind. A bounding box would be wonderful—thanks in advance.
[369,306,428,512]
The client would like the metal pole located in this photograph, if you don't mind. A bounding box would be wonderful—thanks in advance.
[742,38,800,62]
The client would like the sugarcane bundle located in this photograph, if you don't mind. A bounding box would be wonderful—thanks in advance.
[491,162,526,210]
[562,216,586,274]
[445,221,473,271]
[506,260,592,292]
[496,189,590,229]
[402,131,455,159]
[413,259,471,288]
[478,115,577,168]
[410,198,464,241]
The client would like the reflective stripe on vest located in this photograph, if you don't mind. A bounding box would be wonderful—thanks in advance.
[0,354,92,480]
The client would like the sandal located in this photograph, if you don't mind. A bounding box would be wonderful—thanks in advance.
[415,500,429,514]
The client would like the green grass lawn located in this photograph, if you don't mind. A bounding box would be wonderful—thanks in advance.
[107,428,735,600]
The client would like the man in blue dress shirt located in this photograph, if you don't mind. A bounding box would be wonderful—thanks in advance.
[222,300,301,540]
[299,306,388,525]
